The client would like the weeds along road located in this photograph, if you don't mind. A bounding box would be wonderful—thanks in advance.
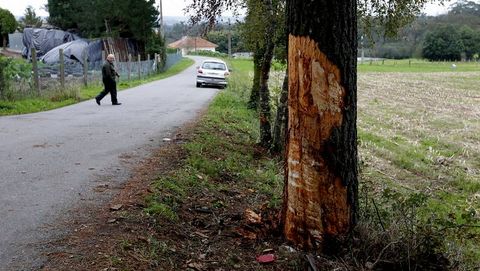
[0,56,217,270]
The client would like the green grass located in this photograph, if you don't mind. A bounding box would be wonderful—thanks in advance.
[0,58,194,116]
[144,201,178,221]
[0,97,78,115]
[358,58,480,72]
[227,58,254,73]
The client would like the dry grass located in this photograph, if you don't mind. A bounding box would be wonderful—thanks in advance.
[358,71,479,186]
[358,71,480,267]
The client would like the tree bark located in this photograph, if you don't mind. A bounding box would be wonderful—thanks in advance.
[258,0,276,148]
[271,71,288,154]
[282,0,358,249]
[248,45,263,110]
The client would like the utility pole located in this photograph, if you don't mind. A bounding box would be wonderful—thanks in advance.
[158,0,164,38]
[361,35,365,64]
[228,19,232,57]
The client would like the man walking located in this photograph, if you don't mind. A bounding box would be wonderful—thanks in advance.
[95,54,121,105]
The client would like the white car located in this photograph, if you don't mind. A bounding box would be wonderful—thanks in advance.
[196,59,230,88]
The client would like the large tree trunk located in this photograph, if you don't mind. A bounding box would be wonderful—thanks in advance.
[248,46,263,110]
[282,0,358,249]
[258,0,276,148]
[271,72,288,154]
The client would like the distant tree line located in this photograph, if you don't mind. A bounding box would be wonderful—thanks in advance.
[423,24,480,61]
[364,0,480,61]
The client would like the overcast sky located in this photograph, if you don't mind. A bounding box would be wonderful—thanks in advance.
[0,0,457,18]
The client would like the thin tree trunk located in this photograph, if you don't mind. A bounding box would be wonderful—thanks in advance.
[248,47,262,109]
[258,0,276,148]
[271,71,288,154]
[2,35,6,49]
[282,0,358,249]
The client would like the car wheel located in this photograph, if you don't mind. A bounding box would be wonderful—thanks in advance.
[196,82,201,88]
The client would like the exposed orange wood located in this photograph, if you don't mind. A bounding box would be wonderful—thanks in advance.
[284,34,351,248]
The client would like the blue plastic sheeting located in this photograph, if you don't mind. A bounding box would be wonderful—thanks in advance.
[22,28,80,59]
[41,40,103,64]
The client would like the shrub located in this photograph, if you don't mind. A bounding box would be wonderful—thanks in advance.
[423,25,464,61]
[331,183,480,270]
[0,56,32,100]
[377,43,413,59]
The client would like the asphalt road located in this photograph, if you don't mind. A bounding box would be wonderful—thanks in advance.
[0,56,218,269]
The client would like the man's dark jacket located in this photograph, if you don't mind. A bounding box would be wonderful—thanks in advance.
[102,61,117,86]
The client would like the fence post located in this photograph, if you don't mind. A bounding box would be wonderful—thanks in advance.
[31,48,40,95]
[157,55,163,72]
[101,50,106,84]
[83,49,88,87]
[147,54,150,76]
[128,54,131,81]
[117,61,121,84]
[59,48,65,90]
[138,54,141,80]
[154,53,158,73]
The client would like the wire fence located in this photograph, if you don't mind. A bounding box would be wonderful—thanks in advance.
[357,58,480,66]
[5,50,182,100]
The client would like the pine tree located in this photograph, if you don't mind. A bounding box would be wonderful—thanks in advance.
[18,6,43,31]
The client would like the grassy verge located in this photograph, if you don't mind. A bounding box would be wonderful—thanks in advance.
[145,89,284,215]
[0,58,194,116]
[138,59,297,270]
[146,58,283,220]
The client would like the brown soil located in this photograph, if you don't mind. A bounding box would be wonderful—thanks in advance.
[40,122,310,271]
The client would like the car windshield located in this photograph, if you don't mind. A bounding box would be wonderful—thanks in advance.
[202,62,226,71]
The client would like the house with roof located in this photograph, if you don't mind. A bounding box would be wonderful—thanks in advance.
[168,36,218,56]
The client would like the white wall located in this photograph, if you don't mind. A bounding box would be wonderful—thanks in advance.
[181,47,216,56]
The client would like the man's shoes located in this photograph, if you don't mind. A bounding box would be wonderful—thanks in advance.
[112,103,122,105]
[95,98,101,105]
